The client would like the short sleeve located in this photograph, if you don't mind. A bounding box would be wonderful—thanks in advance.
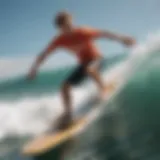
[45,36,61,53]
[80,27,101,39]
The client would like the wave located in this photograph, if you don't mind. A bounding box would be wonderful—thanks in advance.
[0,62,127,141]
[0,32,160,158]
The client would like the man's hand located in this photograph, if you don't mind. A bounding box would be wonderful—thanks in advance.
[120,36,136,47]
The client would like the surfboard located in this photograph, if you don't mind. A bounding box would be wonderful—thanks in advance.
[22,81,119,156]
[22,116,88,156]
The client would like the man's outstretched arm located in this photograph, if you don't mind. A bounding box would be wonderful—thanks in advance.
[27,39,59,80]
[98,30,136,45]
[83,27,136,46]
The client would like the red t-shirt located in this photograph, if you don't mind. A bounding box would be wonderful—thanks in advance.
[45,27,101,64]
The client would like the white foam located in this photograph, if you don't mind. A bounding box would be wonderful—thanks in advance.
[0,62,126,140]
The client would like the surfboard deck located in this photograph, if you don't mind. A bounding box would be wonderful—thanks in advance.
[22,81,118,156]
[22,116,88,156]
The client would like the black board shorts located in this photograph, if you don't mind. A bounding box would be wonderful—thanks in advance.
[65,59,104,86]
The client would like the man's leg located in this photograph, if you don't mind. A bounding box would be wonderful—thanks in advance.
[87,68,106,88]
[59,65,84,129]
[58,82,72,129]
[86,62,108,98]
[61,83,72,117]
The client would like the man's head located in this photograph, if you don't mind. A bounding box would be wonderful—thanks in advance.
[54,11,73,32]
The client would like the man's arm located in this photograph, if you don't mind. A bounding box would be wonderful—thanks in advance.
[98,30,136,45]
[83,27,136,46]
[27,38,59,80]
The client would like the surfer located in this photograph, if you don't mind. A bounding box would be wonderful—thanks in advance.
[27,11,136,128]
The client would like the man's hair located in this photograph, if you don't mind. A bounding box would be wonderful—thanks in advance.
[54,11,72,27]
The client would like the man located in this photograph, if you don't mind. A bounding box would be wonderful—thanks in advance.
[27,11,136,127]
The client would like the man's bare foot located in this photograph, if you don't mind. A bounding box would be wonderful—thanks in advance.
[99,83,115,101]
[100,86,108,101]
[56,113,73,130]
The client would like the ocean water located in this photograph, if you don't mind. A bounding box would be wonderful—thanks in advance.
[0,34,160,160]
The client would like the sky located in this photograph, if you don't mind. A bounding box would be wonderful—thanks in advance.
[0,0,160,78]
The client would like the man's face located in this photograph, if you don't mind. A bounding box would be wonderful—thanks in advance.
[58,16,73,33]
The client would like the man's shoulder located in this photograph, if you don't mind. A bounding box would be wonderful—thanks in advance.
[76,26,98,34]
[52,33,64,42]
[76,26,93,31]
[48,33,64,47]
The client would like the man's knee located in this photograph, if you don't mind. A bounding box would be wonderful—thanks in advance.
[61,82,70,93]
[86,66,98,76]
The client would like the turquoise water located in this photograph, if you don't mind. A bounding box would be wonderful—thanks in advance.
[0,55,125,101]
[0,44,160,160]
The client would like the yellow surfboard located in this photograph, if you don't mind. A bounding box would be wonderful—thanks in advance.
[22,116,88,156]
[22,82,117,156]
